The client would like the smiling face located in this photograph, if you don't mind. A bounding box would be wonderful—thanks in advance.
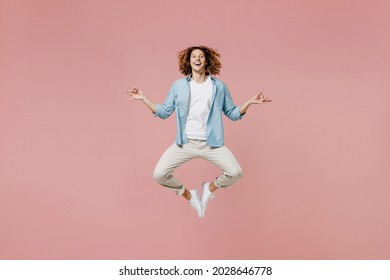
[190,49,207,74]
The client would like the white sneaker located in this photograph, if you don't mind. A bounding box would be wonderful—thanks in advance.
[189,189,204,219]
[201,182,215,211]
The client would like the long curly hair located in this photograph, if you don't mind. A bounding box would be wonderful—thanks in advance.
[177,46,222,76]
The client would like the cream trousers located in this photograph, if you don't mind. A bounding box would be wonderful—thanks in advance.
[153,139,243,195]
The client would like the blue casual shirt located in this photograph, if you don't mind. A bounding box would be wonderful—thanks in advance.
[154,75,243,147]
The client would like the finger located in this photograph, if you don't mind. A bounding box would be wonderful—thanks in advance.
[255,97,272,104]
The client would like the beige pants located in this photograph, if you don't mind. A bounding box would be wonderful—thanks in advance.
[153,139,243,195]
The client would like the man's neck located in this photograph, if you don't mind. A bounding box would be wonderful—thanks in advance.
[191,71,208,84]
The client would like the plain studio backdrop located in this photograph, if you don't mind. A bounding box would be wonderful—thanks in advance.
[1,0,389,259]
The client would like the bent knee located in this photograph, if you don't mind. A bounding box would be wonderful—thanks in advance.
[152,169,163,182]
[235,168,243,180]
[153,168,171,183]
[228,167,243,180]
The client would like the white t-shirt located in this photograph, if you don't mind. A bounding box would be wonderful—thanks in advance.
[185,76,213,140]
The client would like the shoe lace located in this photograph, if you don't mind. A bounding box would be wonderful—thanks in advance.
[189,199,201,209]
[205,192,215,203]
[189,201,196,208]
[203,193,214,211]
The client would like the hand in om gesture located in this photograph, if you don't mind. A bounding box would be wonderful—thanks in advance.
[125,88,144,101]
[250,92,272,104]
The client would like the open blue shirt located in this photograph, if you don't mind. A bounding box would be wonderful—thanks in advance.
[155,76,243,147]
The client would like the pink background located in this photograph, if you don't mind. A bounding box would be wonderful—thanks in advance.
[1,0,389,259]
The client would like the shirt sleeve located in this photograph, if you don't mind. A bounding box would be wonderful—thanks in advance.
[154,83,176,119]
[222,83,243,121]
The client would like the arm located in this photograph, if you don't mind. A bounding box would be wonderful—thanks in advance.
[126,85,176,119]
[240,92,272,115]
[126,88,157,113]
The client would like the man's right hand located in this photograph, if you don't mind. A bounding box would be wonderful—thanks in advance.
[126,88,144,101]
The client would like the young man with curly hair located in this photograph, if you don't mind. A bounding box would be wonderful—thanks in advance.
[126,46,271,218]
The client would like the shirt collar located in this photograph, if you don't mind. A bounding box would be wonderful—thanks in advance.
[185,75,216,82]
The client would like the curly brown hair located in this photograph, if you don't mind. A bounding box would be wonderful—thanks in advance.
[177,46,222,76]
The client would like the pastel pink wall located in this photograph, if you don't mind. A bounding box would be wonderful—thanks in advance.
[1,0,389,259]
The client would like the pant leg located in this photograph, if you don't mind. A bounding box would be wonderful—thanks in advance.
[199,144,243,188]
[153,143,197,195]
